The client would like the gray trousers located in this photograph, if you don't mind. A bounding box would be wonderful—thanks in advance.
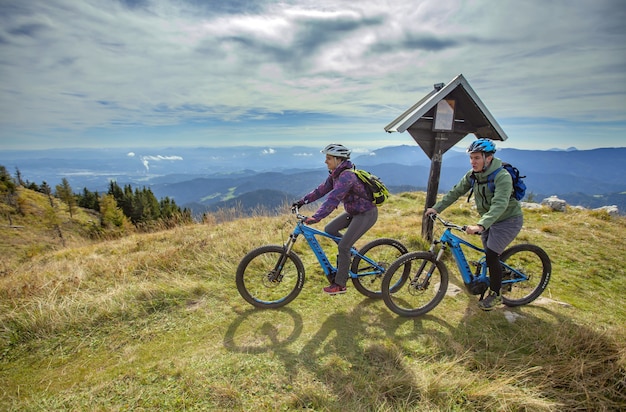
[324,207,378,287]
[480,215,523,255]
[480,215,523,293]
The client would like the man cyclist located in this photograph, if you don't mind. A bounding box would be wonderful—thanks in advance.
[425,138,523,311]
[292,144,378,295]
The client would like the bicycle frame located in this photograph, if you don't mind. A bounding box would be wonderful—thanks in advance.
[434,228,488,286]
[381,214,551,316]
[432,217,530,291]
[283,219,383,280]
[236,209,409,308]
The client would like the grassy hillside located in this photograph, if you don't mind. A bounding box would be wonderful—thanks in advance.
[1,192,625,411]
[0,187,106,274]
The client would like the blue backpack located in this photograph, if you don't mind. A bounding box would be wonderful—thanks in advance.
[467,163,527,201]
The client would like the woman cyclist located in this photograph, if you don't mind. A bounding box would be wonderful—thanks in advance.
[292,144,378,295]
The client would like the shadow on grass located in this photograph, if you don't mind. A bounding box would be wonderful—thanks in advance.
[223,296,625,410]
[222,298,456,408]
[223,306,303,354]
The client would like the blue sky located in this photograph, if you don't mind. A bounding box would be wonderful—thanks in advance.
[0,0,625,152]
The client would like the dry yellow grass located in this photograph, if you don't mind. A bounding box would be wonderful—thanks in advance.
[1,190,625,411]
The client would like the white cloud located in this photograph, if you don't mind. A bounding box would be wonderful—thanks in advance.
[137,153,183,172]
[0,0,624,150]
[141,155,184,161]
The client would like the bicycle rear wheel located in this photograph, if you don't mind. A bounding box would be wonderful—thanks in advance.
[236,245,305,308]
[350,238,408,298]
[381,251,448,317]
[500,244,551,307]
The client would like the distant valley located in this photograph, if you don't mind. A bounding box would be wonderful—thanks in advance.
[1,145,625,216]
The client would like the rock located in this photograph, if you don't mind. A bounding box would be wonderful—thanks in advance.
[503,311,524,323]
[541,195,567,212]
[446,283,463,297]
[593,205,619,216]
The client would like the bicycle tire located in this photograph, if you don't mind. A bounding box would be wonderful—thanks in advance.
[500,243,551,307]
[350,238,408,299]
[381,251,449,317]
[236,245,305,309]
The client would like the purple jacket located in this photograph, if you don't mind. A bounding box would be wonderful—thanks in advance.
[300,160,376,221]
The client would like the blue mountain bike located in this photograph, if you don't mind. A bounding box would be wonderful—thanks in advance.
[381,214,552,317]
[236,206,408,308]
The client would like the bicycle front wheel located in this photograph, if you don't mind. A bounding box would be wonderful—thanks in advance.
[350,238,408,298]
[236,245,305,309]
[500,244,551,307]
[381,251,449,317]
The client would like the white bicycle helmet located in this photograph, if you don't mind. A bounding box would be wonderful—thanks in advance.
[321,143,351,159]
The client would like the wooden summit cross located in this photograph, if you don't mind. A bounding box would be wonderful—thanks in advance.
[384,74,509,240]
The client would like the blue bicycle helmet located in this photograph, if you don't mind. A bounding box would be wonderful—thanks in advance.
[467,138,496,154]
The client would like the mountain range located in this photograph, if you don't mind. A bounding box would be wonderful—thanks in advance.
[1,145,625,215]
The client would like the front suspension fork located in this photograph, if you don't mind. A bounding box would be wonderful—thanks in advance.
[270,233,298,281]
[412,243,446,289]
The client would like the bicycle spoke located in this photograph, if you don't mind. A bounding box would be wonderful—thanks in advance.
[382,252,448,317]
[351,238,407,299]
[500,244,551,306]
[236,246,305,308]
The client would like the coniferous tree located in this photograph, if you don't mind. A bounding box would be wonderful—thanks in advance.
[40,181,55,207]
[105,181,191,228]
[0,165,17,224]
[142,187,160,222]
[77,187,99,211]
[55,178,76,218]
[26,181,40,191]
[99,194,131,231]
[159,196,177,219]
[122,184,134,218]
[108,181,123,201]
[0,165,15,195]
[14,167,25,186]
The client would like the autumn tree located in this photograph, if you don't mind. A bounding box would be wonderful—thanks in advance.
[55,178,77,218]
[99,194,132,233]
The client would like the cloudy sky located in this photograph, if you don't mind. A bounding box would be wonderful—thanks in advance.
[1,0,624,151]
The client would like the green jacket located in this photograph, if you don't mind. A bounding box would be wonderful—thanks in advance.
[432,157,523,229]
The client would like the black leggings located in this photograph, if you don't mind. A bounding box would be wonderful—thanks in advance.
[485,247,502,294]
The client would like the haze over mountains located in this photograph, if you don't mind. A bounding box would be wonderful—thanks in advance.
[2,145,625,215]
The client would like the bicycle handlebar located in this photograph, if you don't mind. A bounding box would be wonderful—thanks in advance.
[291,205,307,222]
[428,213,471,233]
